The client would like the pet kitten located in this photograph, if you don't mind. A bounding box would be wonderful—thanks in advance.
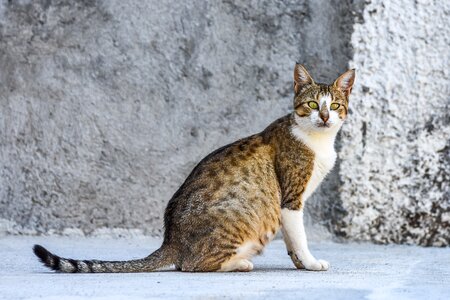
[34,63,355,272]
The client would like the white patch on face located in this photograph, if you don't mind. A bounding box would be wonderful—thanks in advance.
[319,94,332,107]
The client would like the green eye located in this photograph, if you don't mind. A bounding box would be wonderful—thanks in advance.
[308,101,319,109]
[330,103,340,110]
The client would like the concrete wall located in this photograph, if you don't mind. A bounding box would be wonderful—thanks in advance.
[0,0,358,237]
[1,0,448,246]
[337,0,450,246]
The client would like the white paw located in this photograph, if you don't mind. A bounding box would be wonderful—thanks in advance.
[303,259,330,271]
[237,259,254,272]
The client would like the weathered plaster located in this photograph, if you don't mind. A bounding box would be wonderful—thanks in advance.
[337,0,450,246]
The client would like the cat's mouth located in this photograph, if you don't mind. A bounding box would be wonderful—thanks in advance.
[316,122,331,128]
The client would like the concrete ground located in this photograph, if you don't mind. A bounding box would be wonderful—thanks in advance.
[0,236,449,299]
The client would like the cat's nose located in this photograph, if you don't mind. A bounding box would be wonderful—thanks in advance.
[319,104,329,123]
[320,115,329,123]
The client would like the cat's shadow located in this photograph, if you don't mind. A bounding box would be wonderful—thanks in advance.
[33,267,301,274]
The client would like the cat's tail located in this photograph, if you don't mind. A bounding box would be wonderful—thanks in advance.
[33,244,174,273]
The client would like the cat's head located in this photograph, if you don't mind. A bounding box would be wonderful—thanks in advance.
[292,63,355,133]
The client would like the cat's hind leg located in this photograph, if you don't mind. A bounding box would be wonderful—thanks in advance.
[219,258,254,272]
[181,251,254,272]
[218,240,264,272]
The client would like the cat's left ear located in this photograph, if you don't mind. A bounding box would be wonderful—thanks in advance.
[333,69,356,97]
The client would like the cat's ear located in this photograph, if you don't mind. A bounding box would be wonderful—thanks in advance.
[333,69,356,97]
[294,63,314,94]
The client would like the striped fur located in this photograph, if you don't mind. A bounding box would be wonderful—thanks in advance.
[32,64,355,273]
[33,244,173,273]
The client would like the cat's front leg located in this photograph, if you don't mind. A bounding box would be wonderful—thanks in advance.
[281,208,329,271]
[281,226,305,269]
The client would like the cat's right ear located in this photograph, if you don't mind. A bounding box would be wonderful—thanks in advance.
[333,69,356,97]
[294,63,314,94]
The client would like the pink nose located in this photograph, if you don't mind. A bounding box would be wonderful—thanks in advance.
[320,115,329,123]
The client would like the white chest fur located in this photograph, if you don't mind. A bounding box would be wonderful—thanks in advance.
[291,124,337,201]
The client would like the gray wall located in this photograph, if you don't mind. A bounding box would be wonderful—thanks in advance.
[337,0,450,246]
[0,0,358,237]
[1,0,448,246]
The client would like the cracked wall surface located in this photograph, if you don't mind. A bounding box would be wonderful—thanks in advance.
[0,0,359,238]
[337,0,450,246]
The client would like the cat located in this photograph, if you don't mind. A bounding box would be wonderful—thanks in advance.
[33,63,355,272]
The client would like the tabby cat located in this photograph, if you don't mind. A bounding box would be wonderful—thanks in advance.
[34,63,355,272]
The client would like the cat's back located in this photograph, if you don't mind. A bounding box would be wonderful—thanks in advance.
[163,116,292,244]
[166,132,277,208]
[167,114,293,207]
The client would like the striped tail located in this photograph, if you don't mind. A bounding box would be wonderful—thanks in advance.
[33,244,173,273]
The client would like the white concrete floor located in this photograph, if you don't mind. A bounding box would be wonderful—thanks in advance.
[0,236,449,299]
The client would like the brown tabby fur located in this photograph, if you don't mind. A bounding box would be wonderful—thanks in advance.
[33,64,353,273]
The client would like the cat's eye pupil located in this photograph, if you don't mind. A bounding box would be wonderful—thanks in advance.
[308,101,318,109]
